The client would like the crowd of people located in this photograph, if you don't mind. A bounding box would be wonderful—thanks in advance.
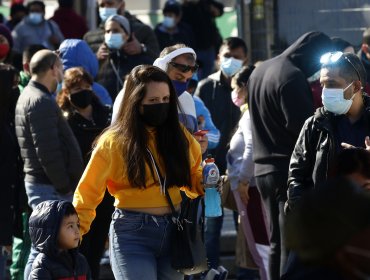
[1,0,370,280]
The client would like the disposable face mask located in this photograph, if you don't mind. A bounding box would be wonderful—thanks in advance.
[28,12,43,25]
[99,7,117,22]
[321,82,354,115]
[105,33,125,50]
[162,16,175,28]
[220,57,243,77]
[231,89,245,107]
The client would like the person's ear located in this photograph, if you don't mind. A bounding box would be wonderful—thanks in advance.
[361,44,370,54]
[23,62,30,74]
[354,80,362,93]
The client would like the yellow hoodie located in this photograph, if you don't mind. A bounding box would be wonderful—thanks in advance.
[73,127,204,235]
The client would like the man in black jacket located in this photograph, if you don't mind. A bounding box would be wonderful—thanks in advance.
[248,31,332,280]
[15,49,84,279]
[287,52,369,209]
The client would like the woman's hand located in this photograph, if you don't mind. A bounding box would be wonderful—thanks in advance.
[238,181,249,205]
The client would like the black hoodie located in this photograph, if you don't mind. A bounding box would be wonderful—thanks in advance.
[248,31,332,177]
[28,200,90,279]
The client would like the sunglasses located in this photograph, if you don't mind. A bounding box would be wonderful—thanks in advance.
[320,51,361,81]
[169,61,199,73]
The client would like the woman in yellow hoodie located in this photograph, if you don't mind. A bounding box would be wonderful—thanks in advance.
[73,64,204,280]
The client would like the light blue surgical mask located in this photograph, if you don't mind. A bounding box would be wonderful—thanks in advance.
[105,33,124,50]
[220,57,243,77]
[321,82,354,115]
[28,12,43,25]
[162,16,176,29]
[99,7,117,22]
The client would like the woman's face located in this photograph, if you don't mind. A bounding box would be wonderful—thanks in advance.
[68,80,92,95]
[140,81,170,112]
[105,20,129,41]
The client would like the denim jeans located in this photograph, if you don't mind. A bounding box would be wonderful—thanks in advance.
[255,173,288,280]
[204,212,224,270]
[24,181,72,280]
[109,209,183,280]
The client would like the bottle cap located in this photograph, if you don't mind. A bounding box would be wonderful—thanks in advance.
[205,154,214,163]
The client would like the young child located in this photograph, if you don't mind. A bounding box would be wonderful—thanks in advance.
[28,200,90,279]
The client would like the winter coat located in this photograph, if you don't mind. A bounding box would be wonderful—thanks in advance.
[28,200,90,279]
[15,81,84,194]
[248,31,332,177]
[59,39,112,106]
[287,96,370,209]
[154,22,195,51]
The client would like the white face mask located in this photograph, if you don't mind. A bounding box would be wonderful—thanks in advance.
[321,82,355,115]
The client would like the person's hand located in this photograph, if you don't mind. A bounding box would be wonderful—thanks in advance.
[216,175,226,194]
[122,33,142,55]
[237,181,249,205]
[96,44,109,61]
[341,136,370,151]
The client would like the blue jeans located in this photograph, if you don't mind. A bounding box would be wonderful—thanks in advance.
[109,209,183,280]
[24,182,72,280]
[204,212,224,270]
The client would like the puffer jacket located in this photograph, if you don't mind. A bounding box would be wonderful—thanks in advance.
[15,81,84,194]
[28,200,90,279]
[287,96,370,209]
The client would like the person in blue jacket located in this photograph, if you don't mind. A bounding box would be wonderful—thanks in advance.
[58,38,112,106]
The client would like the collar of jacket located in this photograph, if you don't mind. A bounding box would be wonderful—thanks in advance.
[208,70,232,88]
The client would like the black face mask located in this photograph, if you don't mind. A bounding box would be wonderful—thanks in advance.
[70,90,93,109]
[141,103,170,127]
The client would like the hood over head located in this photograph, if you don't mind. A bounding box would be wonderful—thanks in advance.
[59,39,99,78]
[282,31,332,78]
[29,200,75,257]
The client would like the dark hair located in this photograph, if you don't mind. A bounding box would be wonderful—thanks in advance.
[57,67,97,111]
[163,0,182,16]
[63,202,77,217]
[10,4,27,17]
[22,44,46,63]
[29,50,59,75]
[106,65,191,188]
[332,148,370,179]
[321,53,367,89]
[220,37,248,56]
[27,1,45,11]
[233,65,255,88]
[0,63,18,124]
[362,28,370,45]
[58,0,73,8]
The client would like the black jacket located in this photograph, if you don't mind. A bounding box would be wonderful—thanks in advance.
[97,48,153,101]
[248,31,332,177]
[15,81,84,194]
[63,99,112,165]
[287,97,370,209]
[154,22,195,51]
[195,71,241,174]
[29,200,90,279]
[0,110,27,245]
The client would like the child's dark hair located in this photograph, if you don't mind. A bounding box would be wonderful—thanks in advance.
[64,202,77,217]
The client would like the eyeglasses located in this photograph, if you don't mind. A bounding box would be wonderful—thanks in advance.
[320,51,361,81]
[169,61,199,73]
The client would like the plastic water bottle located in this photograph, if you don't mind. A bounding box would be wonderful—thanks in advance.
[203,155,222,217]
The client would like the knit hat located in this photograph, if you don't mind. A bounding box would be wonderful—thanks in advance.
[0,24,13,48]
[105,15,131,35]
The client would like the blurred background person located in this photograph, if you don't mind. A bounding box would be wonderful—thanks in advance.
[154,0,195,51]
[57,67,112,280]
[97,14,153,101]
[5,3,27,31]
[0,63,26,280]
[59,39,112,106]
[51,0,88,39]
[12,0,64,54]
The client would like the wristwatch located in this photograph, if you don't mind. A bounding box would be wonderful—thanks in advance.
[141,43,147,54]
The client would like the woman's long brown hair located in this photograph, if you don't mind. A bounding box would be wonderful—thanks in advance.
[108,65,191,188]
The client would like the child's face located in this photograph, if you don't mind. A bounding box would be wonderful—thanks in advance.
[58,214,80,250]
